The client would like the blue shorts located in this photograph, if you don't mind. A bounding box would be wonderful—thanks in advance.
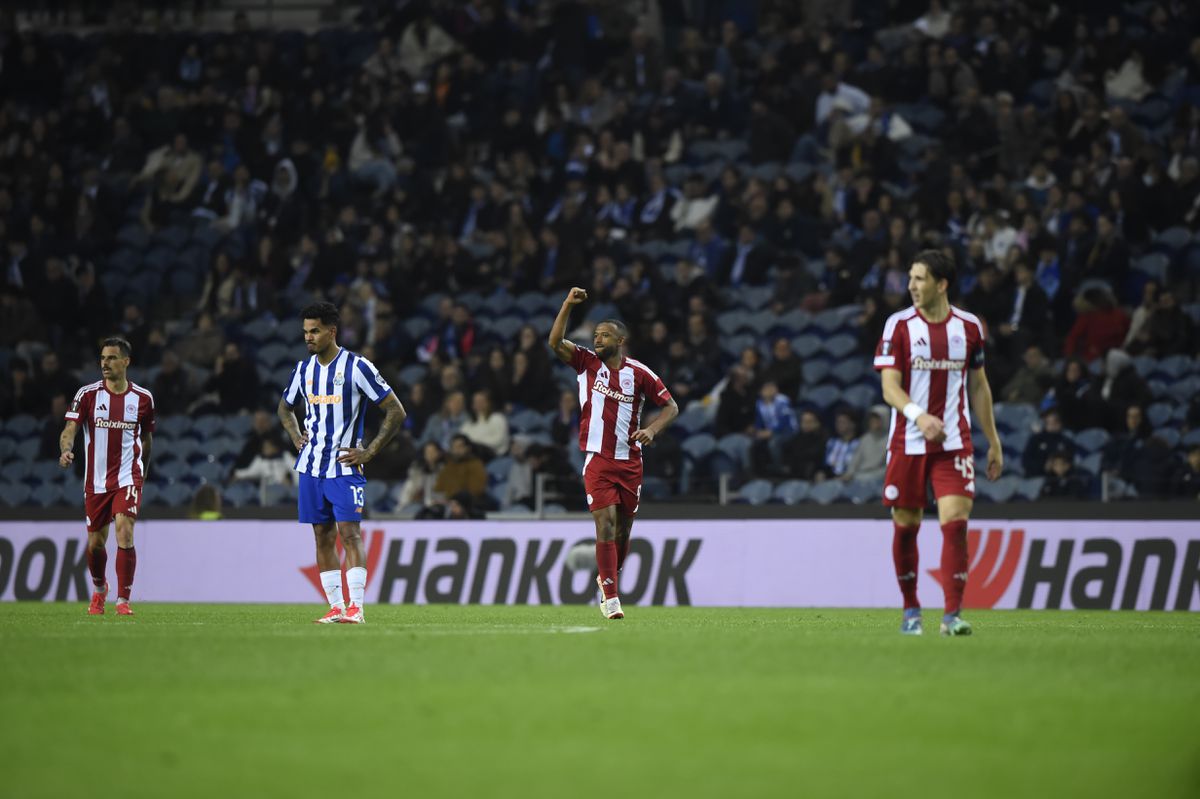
[297,473,367,524]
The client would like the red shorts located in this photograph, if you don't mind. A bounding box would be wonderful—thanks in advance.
[882,449,975,508]
[85,485,143,532]
[583,452,643,516]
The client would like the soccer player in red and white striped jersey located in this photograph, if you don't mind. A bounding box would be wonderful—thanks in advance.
[59,336,155,617]
[874,250,1002,637]
[549,287,679,620]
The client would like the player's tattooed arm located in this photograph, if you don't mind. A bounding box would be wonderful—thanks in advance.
[351,393,406,465]
[548,287,587,363]
[277,397,309,451]
[58,421,78,468]
[140,433,153,482]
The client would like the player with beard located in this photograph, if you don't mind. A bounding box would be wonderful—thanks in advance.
[549,287,679,620]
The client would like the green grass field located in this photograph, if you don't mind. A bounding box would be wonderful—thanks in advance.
[2,604,1197,799]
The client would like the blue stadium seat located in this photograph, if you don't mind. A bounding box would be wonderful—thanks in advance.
[1155,428,1181,448]
[802,360,832,385]
[193,460,227,484]
[241,317,279,344]
[845,478,879,504]
[492,316,524,342]
[808,480,846,504]
[843,384,878,411]
[1133,252,1169,282]
[155,459,189,482]
[791,334,822,359]
[1073,428,1110,454]
[1078,452,1103,475]
[830,360,868,386]
[716,433,753,470]
[4,414,38,437]
[365,480,393,512]
[157,415,190,438]
[0,482,33,507]
[1182,429,1200,448]
[822,334,857,359]
[642,476,671,500]
[673,403,712,436]
[1016,476,1045,501]
[720,333,758,359]
[1147,402,1174,429]
[192,415,224,438]
[488,480,508,509]
[486,456,513,485]
[398,364,427,386]
[681,433,717,463]
[804,384,841,410]
[738,479,774,505]
[223,481,260,508]
[1167,376,1200,405]
[404,317,432,340]
[262,483,297,506]
[993,403,1038,433]
[222,415,254,438]
[774,480,810,504]
[509,408,547,434]
[1152,225,1191,253]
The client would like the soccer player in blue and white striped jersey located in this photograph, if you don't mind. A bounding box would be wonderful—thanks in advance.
[278,302,406,624]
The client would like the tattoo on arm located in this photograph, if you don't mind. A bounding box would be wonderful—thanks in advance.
[277,398,302,443]
[59,422,77,454]
[365,394,406,459]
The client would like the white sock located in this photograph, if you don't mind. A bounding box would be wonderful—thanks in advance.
[346,567,367,609]
[319,569,345,609]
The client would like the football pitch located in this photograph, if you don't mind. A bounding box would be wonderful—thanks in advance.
[2,605,1197,799]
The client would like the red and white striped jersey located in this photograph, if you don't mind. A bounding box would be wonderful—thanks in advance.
[873,305,985,456]
[569,348,673,460]
[64,381,156,495]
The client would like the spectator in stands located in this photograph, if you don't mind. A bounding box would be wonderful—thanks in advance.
[400,441,444,509]
[31,351,77,416]
[1123,280,1159,352]
[0,358,39,417]
[1045,357,1101,431]
[1064,287,1130,363]
[840,405,888,483]
[461,390,510,460]
[762,337,802,401]
[231,438,293,485]
[203,341,260,415]
[550,389,580,448]
[996,259,1052,361]
[717,224,772,287]
[786,409,828,481]
[37,394,70,460]
[1023,408,1075,478]
[430,434,486,514]
[189,484,223,520]
[421,390,469,450]
[750,380,797,476]
[1039,446,1090,500]
[234,409,286,470]
[716,365,756,437]
[1171,447,1200,500]
[1002,345,1055,406]
[1101,403,1152,482]
[152,351,194,417]
[1138,289,1196,357]
[1088,349,1154,432]
[823,408,860,479]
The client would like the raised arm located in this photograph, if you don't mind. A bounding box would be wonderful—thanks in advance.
[548,287,588,364]
[968,366,1002,481]
[277,396,309,452]
[58,420,78,468]
[880,367,945,443]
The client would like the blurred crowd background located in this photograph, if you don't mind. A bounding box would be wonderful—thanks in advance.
[1,0,1199,516]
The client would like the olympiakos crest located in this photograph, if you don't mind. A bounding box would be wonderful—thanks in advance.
[620,376,634,394]
[951,335,965,347]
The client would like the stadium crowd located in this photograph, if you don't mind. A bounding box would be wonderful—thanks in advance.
[2,0,1200,514]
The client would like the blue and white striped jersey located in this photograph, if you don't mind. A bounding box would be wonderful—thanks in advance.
[282,348,393,478]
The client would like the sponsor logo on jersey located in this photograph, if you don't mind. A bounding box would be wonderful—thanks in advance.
[308,394,343,404]
[94,419,138,430]
[592,378,634,403]
[911,356,966,370]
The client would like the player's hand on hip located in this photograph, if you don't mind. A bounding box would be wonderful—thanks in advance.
[986,447,1003,481]
[293,433,309,451]
[630,428,655,446]
[58,450,74,468]
[337,446,371,466]
[564,287,588,305]
[917,414,946,443]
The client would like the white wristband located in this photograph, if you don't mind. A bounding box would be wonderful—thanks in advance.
[902,402,924,423]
